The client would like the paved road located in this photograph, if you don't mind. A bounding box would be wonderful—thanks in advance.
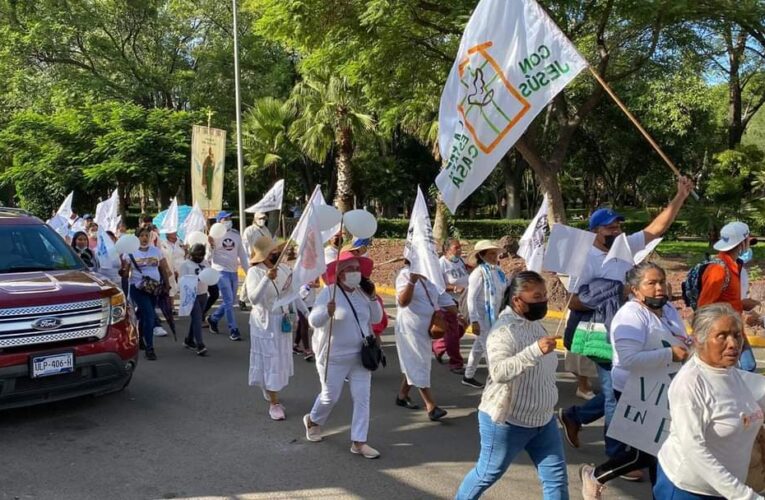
[2,300,758,500]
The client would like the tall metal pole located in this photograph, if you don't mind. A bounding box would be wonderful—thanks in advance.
[232,0,247,232]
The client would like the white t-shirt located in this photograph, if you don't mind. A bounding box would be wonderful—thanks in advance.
[211,230,249,273]
[440,255,469,301]
[129,246,163,287]
[160,238,186,275]
[658,355,765,500]
[609,300,687,392]
[573,231,646,292]
[395,268,454,336]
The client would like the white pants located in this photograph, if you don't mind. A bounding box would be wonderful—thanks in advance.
[465,332,488,379]
[310,353,371,443]
[238,279,249,304]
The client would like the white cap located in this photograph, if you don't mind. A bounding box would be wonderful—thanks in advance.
[713,221,751,252]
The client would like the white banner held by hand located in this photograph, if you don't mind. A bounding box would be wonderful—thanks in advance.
[542,224,595,277]
[246,179,284,213]
[603,233,633,265]
[178,275,198,317]
[518,194,549,272]
[404,187,446,294]
[633,237,663,265]
[436,0,588,212]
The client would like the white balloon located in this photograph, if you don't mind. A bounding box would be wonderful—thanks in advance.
[114,234,140,255]
[314,205,342,232]
[186,230,208,247]
[198,268,221,286]
[343,210,377,239]
[209,223,227,240]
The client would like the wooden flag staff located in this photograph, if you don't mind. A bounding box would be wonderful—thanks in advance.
[323,219,345,382]
[587,66,700,201]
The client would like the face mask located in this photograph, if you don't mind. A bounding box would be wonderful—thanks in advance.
[740,248,753,264]
[224,221,233,231]
[449,256,460,263]
[255,218,267,228]
[603,234,617,249]
[521,300,548,321]
[268,254,279,265]
[76,244,87,252]
[643,296,669,310]
[342,271,362,289]
[88,232,97,239]
[191,254,204,264]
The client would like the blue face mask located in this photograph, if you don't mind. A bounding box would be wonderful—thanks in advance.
[740,248,753,264]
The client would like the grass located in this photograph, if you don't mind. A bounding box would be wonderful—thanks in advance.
[656,241,765,266]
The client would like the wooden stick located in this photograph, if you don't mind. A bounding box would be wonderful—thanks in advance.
[323,219,345,382]
[588,66,700,201]
[553,291,574,339]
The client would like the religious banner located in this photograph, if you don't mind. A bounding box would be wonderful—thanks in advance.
[191,125,226,217]
[178,275,198,317]
[436,0,588,212]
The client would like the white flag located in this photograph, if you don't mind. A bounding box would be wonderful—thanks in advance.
[603,233,633,265]
[403,187,446,294]
[246,179,284,213]
[273,202,326,310]
[94,189,119,231]
[542,224,595,277]
[178,275,198,317]
[182,203,208,243]
[518,195,549,272]
[633,238,662,265]
[56,192,74,220]
[95,228,117,269]
[309,186,341,243]
[160,197,179,234]
[436,0,588,212]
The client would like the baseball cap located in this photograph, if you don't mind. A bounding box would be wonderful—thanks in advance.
[588,208,625,230]
[713,221,756,251]
[82,213,94,220]
[215,210,232,222]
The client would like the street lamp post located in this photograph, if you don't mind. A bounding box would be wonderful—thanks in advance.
[232,0,246,233]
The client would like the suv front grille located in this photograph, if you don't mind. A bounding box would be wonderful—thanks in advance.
[0,299,109,348]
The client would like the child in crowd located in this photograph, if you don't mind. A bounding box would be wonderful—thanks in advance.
[180,244,209,356]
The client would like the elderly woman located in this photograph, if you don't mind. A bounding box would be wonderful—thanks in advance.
[394,261,458,421]
[305,252,383,459]
[456,271,564,499]
[463,240,508,389]
[246,236,294,421]
[655,303,765,500]
[580,262,691,498]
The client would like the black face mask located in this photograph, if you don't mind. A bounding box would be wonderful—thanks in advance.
[268,254,279,265]
[521,300,548,321]
[191,254,204,264]
[643,296,668,310]
[603,234,618,249]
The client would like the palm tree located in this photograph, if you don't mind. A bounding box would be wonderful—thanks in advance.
[242,97,297,181]
[289,70,375,212]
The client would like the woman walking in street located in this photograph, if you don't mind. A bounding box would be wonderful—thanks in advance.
[456,271,567,499]
[395,261,458,421]
[304,252,383,459]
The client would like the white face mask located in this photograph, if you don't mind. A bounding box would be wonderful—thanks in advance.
[255,218,267,228]
[224,220,233,231]
[342,271,362,289]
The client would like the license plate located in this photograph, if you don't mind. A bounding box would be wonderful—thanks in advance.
[31,352,74,378]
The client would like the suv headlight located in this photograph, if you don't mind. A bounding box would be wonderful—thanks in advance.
[109,293,128,324]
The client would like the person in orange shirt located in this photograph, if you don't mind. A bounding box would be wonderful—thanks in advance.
[698,221,759,371]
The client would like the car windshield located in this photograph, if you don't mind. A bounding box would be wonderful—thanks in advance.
[0,224,85,273]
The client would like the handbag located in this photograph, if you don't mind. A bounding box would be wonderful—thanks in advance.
[270,277,292,333]
[570,321,612,364]
[129,254,164,296]
[340,287,386,371]
[420,280,448,340]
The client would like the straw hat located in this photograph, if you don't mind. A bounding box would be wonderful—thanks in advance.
[324,251,374,285]
[467,240,503,267]
[249,236,286,265]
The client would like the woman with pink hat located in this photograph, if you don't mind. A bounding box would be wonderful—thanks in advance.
[304,251,383,459]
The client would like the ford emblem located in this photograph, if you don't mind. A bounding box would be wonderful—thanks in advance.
[32,317,63,331]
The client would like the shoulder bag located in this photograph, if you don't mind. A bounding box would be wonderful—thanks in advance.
[129,253,163,296]
[339,287,386,371]
[419,280,448,340]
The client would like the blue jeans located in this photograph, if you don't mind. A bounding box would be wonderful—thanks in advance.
[564,365,622,457]
[130,285,158,350]
[653,463,724,499]
[456,412,568,500]
[187,294,207,347]
[211,271,238,332]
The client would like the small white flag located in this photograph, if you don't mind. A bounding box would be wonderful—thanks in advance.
[404,187,446,294]
[95,228,116,269]
[178,275,198,317]
[273,202,326,310]
[518,195,549,272]
[633,238,662,265]
[543,224,595,277]
[160,197,179,234]
[436,0,588,212]
[56,192,74,220]
[246,179,284,213]
[182,203,208,243]
[603,233,634,265]
[94,189,120,232]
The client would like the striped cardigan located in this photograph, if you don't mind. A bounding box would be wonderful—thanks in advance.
[478,307,559,427]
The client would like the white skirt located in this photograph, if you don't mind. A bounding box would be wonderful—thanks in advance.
[395,327,433,388]
[248,326,294,392]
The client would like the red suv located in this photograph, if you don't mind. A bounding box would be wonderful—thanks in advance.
[0,208,138,409]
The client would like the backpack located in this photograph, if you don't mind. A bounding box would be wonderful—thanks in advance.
[681,256,730,310]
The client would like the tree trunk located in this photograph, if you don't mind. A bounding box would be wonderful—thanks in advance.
[334,127,354,212]
[533,166,566,224]
[503,153,524,219]
[432,195,449,245]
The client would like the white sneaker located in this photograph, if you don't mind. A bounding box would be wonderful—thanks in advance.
[576,388,596,400]
[350,443,380,459]
[268,404,286,421]
[580,464,604,500]
[303,414,322,442]
[153,326,168,337]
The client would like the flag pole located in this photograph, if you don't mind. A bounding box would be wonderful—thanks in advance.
[232,0,247,233]
[323,218,345,383]
[588,66,699,201]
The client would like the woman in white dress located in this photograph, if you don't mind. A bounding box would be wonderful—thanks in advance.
[246,236,294,421]
[395,261,458,421]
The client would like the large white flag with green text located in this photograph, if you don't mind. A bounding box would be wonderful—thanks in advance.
[436,0,587,212]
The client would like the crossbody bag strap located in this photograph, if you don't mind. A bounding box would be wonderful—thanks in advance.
[418,279,439,310]
[338,286,366,339]
[128,254,144,276]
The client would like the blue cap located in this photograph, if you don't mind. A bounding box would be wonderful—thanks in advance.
[82,213,94,220]
[215,210,232,222]
[588,208,624,230]
[352,238,371,248]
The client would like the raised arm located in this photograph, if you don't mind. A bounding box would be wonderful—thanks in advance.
[643,176,694,243]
